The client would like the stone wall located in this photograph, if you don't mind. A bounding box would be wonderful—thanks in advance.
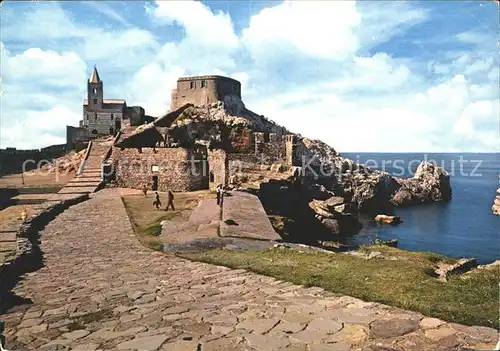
[112,147,209,192]
[0,146,68,176]
[84,109,124,136]
[66,126,90,151]
[207,149,228,188]
[127,106,146,126]
[171,75,241,110]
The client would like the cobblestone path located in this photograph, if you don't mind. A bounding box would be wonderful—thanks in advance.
[2,189,498,350]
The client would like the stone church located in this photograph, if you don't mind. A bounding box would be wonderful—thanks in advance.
[66,66,151,150]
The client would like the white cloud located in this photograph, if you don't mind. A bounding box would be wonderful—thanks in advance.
[148,0,238,49]
[243,1,361,61]
[0,107,81,149]
[127,64,185,116]
[85,2,130,26]
[2,3,88,41]
[4,47,87,87]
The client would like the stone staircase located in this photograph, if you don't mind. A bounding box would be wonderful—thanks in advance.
[493,187,500,215]
[57,142,111,195]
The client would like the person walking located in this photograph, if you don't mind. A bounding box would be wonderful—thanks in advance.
[166,190,175,211]
[153,192,162,210]
[142,184,148,197]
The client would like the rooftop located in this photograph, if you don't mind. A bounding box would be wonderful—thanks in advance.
[177,75,241,84]
[83,99,126,105]
[88,66,101,84]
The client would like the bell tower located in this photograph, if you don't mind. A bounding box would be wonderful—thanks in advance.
[87,65,103,110]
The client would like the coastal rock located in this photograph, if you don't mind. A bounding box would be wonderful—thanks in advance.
[309,200,362,235]
[306,184,335,201]
[350,172,399,213]
[374,214,403,225]
[435,258,478,282]
[492,188,500,215]
[391,161,452,207]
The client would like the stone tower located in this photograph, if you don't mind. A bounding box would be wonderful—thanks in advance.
[87,66,103,110]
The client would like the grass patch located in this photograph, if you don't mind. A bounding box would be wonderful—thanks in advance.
[122,190,213,251]
[183,248,499,328]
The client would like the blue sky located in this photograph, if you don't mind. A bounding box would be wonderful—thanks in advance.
[1,0,498,152]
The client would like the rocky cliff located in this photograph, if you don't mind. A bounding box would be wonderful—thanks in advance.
[158,95,452,235]
[493,187,500,215]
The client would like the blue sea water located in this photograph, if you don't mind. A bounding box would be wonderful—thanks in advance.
[342,153,500,264]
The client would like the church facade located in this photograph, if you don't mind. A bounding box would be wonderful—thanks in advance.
[66,66,149,150]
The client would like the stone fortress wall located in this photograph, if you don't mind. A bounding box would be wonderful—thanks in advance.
[0,145,67,176]
[171,75,241,110]
[211,131,299,186]
[111,147,208,192]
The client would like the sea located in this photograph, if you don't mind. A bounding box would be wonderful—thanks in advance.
[341,153,500,265]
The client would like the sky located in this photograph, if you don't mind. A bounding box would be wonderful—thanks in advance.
[0,0,498,152]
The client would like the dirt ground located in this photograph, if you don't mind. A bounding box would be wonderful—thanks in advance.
[0,170,75,188]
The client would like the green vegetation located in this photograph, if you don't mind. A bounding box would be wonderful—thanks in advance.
[122,190,213,251]
[183,246,499,328]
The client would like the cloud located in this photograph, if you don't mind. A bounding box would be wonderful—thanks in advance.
[4,47,87,88]
[85,2,131,26]
[127,64,186,116]
[242,1,361,62]
[148,0,238,49]
[0,107,81,149]
[2,2,88,42]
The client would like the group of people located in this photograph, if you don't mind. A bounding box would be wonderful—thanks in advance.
[141,183,226,211]
[142,184,175,211]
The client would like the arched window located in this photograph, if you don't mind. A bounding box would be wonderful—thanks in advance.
[91,129,98,135]
[93,88,97,95]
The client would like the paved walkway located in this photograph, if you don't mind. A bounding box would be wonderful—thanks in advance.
[221,190,281,241]
[1,189,497,350]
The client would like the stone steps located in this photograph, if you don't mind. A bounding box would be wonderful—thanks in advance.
[58,186,99,194]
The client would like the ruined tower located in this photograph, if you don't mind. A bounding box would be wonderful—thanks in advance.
[170,75,241,110]
[87,66,103,110]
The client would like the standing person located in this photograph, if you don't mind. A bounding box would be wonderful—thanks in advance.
[219,185,225,207]
[166,190,175,211]
[153,192,162,210]
[142,184,148,197]
[216,184,222,205]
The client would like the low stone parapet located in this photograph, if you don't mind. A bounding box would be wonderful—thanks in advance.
[0,193,89,312]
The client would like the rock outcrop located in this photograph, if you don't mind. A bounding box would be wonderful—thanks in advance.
[150,96,453,235]
[375,214,403,225]
[391,162,452,207]
[492,188,500,215]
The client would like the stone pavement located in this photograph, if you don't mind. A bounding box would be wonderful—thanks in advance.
[1,189,498,350]
[221,190,281,241]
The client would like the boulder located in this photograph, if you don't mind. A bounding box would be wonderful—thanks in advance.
[306,184,335,200]
[374,214,403,225]
[324,196,346,208]
[351,172,400,213]
[310,200,362,235]
[391,161,452,207]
